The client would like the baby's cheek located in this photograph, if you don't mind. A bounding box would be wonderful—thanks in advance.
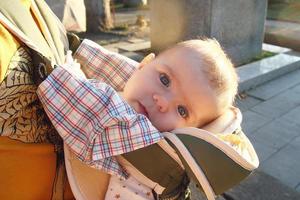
[151,115,178,132]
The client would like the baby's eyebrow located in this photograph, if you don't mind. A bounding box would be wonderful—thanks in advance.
[161,63,175,79]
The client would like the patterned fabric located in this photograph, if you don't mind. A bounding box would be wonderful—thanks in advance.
[0,45,55,143]
[0,0,68,143]
[105,176,154,200]
[37,67,163,178]
[74,39,137,92]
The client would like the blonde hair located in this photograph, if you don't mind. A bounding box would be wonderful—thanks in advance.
[172,39,238,114]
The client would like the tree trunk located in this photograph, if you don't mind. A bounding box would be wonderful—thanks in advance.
[84,0,114,32]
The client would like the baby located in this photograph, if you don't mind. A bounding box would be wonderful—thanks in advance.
[37,38,238,200]
[122,39,238,132]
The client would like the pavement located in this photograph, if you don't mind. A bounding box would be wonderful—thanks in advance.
[81,8,300,199]
[232,67,300,199]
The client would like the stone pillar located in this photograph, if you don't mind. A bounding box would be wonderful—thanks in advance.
[84,0,114,32]
[150,0,268,66]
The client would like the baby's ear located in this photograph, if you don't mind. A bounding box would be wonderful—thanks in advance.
[138,53,155,69]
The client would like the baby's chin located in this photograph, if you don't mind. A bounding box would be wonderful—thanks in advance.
[149,120,174,132]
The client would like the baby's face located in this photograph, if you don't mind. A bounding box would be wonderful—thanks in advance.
[123,48,219,132]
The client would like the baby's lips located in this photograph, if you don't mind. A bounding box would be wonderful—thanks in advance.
[138,102,149,118]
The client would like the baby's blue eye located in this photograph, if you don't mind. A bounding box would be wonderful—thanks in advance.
[159,73,170,87]
[178,105,188,118]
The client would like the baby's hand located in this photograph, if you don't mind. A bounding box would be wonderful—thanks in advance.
[61,50,87,79]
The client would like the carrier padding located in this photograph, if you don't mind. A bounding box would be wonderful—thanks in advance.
[174,134,251,195]
[123,143,186,197]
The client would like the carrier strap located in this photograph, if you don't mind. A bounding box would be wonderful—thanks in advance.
[122,142,189,199]
[164,133,216,200]
[117,156,165,194]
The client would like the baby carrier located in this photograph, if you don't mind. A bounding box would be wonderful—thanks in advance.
[63,40,259,200]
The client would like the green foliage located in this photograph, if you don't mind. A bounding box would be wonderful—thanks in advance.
[239,51,277,66]
[251,51,277,62]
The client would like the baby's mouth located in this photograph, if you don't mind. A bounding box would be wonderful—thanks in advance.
[137,102,149,118]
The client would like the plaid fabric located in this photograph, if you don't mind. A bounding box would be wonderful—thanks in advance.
[74,39,138,91]
[37,66,163,179]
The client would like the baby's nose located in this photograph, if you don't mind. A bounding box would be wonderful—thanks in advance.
[153,94,169,113]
